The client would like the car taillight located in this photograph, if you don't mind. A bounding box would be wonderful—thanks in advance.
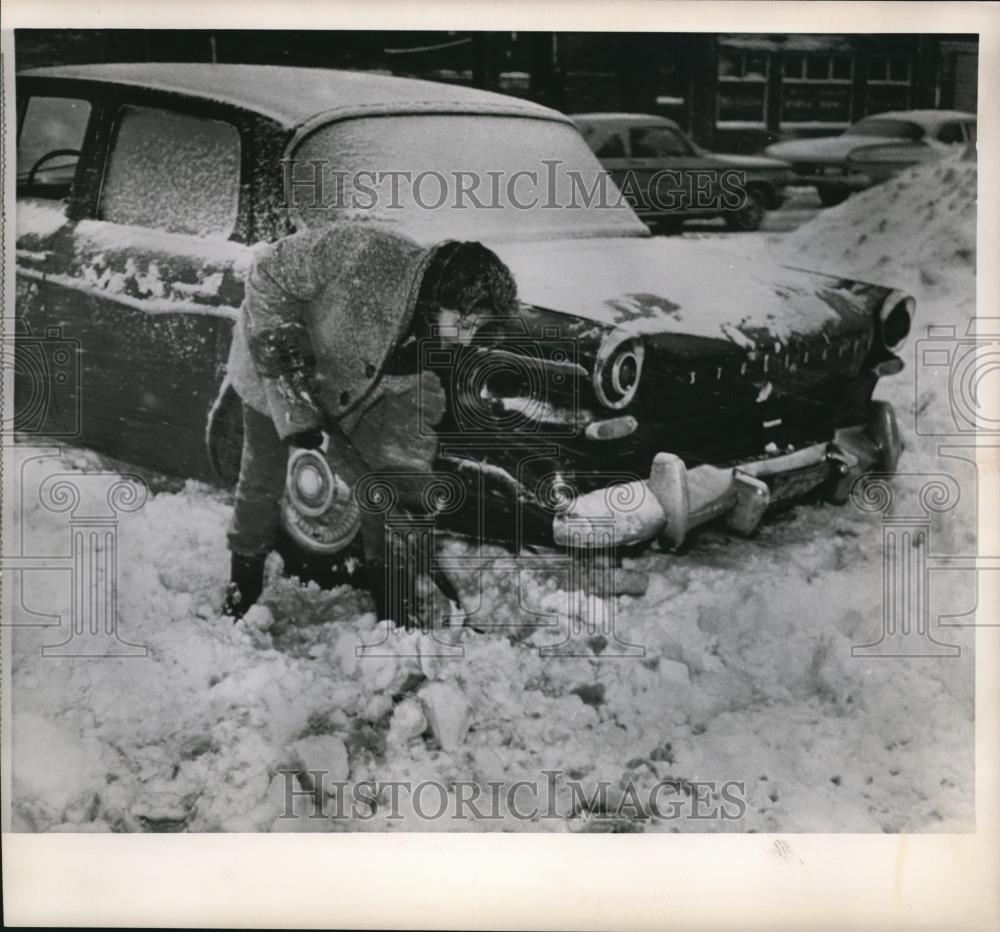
[878,290,915,352]
[593,330,644,409]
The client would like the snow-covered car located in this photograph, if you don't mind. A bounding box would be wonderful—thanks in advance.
[765,109,976,206]
[572,112,794,231]
[15,64,914,557]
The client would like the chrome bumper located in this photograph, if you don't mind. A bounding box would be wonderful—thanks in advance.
[553,401,901,550]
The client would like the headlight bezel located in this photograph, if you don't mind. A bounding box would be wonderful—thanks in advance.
[877,290,915,353]
[593,329,645,410]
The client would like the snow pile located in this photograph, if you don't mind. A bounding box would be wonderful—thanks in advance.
[779,152,977,300]
[10,156,978,834]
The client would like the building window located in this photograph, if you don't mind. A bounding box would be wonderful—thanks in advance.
[717,51,768,126]
[783,53,853,83]
[781,54,853,126]
[868,55,912,84]
[865,54,913,115]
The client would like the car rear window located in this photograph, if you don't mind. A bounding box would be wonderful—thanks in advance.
[629,126,690,158]
[847,119,924,140]
[936,122,965,144]
[100,105,241,238]
[595,133,626,158]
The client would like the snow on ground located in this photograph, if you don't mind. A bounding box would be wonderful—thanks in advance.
[10,156,978,833]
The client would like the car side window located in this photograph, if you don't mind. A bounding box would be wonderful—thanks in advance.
[630,126,689,158]
[595,132,626,158]
[936,122,965,144]
[100,105,241,238]
[17,96,92,199]
[964,122,977,143]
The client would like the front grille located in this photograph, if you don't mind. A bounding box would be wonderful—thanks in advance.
[635,328,875,467]
[680,331,871,389]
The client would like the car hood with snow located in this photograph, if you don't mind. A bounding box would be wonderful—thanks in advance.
[490,236,886,347]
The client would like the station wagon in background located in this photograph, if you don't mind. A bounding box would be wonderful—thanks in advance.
[572,112,794,232]
[766,109,977,206]
[15,64,914,558]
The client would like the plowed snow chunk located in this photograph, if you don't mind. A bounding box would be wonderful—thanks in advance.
[13,714,108,829]
[419,682,470,751]
[388,699,429,745]
[291,735,350,785]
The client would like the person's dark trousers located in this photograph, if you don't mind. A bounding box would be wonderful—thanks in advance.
[224,404,288,617]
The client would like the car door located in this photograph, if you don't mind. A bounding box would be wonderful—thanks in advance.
[17,88,255,479]
[626,124,722,219]
[15,92,94,439]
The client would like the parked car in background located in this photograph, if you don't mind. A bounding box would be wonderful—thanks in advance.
[765,109,976,206]
[16,64,913,559]
[572,112,794,232]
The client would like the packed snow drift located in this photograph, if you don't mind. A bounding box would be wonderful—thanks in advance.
[10,154,978,832]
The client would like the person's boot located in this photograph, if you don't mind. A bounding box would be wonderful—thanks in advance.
[223,553,267,621]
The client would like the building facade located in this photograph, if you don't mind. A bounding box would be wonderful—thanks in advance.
[17,30,979,153]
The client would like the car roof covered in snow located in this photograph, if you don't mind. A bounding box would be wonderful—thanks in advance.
[18,63,564,129]
[859,109,976,126]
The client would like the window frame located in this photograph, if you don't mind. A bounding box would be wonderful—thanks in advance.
[17,78,268,242]
[716,50,770,127]
[15,90,97,202]
[867,54,913,86]
[97,101,245,240]
[779,52,855,128]
[935,121,966,144]
[782,53,854,85]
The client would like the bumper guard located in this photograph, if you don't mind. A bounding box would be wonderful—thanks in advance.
[553,401,901,550]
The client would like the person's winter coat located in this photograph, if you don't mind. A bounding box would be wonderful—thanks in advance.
[226,222,447,439]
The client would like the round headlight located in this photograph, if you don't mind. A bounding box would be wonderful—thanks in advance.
[878,291,915,352]
[594,330,645,410]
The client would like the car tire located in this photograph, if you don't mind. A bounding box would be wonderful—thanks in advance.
[724,186,767,231]
[817,185,850,207]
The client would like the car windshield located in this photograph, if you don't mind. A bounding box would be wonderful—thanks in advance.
[287,114,648,243]
[845,119,925,140]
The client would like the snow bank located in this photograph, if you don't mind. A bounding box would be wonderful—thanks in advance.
[778,152,977,300]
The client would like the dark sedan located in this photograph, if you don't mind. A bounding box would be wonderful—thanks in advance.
[573,112,794,232]
[15,64,912,557]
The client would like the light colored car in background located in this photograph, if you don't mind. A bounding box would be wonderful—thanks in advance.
[765,109,976,206]
[573,113,794,232]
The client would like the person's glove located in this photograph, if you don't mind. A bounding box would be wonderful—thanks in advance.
[284,428,324,450]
